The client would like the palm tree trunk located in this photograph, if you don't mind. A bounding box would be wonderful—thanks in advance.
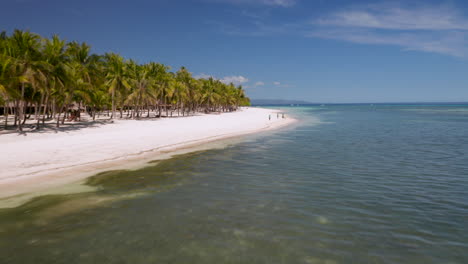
[111,89,115,119]
[4,101,9,128]
[52,99,56,120]
[42,95,49,126]
[92,106,96,121]
[17,83,26,131]
[78,101,82,121]
[61,100,68,125]
[3,102,8,129]
[56,104,64,128]
[22,101,29,125]
[37,93,45,127]
[34,101,39,121]
[12,103,17,126]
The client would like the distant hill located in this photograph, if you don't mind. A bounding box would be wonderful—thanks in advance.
[250,99,312,105]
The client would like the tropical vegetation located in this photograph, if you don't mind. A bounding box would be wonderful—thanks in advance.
[0,30,250,131]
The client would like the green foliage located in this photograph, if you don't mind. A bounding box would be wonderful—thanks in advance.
[0,30,250,127]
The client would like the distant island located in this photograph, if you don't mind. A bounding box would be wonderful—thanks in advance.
[251,100,468,106]
[251,99,312,105]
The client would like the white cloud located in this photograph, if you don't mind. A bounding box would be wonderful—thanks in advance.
[194,73,214,79]
[195,73,250,85]
[254,81,265,87]
[212,0,296,7]
[209,19,303,37]
[272,81,295,88]
[316,4,468,30]
[220,75,249,85]
[212,2,468,58]
[261,0,295,7]
[309,29,468,58]
[310,3,468,57]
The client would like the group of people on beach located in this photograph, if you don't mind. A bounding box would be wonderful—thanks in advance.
[269,113,285,120]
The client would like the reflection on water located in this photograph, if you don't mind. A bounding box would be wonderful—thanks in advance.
[1,104,468,264]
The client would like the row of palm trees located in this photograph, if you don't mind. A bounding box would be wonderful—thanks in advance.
[0,30,250,131]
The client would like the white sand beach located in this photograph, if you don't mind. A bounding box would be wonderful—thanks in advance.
[0,107,295,202]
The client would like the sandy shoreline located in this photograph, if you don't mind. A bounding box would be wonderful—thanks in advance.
[0,107,295,206]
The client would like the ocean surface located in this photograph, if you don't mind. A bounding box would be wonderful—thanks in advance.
[1,104,468,264]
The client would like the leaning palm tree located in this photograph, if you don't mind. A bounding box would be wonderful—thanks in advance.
[6,30,42,131]
[0,56,16,128]
[40,35,68,127]
[105,53,130,119]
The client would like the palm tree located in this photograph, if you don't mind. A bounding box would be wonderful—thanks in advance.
[0,30,251,131]
[126,61,158,118]
[6,30,42,131]
[105,53,130,119]
[0,56,16,128]
[201,77,223,113]
[36,35,68,127]
[150,63,172,117]
[176,67,195,116]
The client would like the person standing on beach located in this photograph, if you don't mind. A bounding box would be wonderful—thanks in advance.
[269,115,271,121]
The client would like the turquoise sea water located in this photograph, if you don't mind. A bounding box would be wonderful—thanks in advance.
[1,104,468,263]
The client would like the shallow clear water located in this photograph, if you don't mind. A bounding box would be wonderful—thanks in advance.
[1,104,468,264]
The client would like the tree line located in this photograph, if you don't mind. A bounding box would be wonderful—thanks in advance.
[0,30,250,131]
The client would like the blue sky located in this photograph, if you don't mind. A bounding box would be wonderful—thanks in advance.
[2,0,468,102]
